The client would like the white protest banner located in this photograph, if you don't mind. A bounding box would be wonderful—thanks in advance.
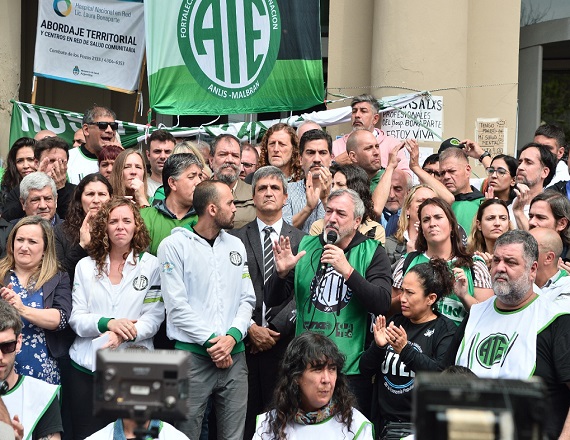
[380,95,444,141]
[34,0,145,93]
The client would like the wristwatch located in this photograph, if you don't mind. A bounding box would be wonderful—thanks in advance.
[479,151,491,163]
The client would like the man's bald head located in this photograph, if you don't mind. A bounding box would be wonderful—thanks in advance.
[346,128,376,154]
[34,129,56,140]
[530,227,563,259]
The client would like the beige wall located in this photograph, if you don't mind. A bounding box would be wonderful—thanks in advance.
[327,0,521,170]
[0,3,22,157]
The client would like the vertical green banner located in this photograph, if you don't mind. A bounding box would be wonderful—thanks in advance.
[144,0,324,115]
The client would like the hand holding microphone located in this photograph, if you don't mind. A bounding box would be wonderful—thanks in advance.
[320,230,354,279]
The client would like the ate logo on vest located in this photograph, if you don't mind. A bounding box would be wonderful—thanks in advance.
[475,332,517,369]
[309,267,353,313]
[177,0,281,100]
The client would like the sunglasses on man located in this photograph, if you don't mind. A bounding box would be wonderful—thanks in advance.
[0,340,17,355]
[89,121,119,131]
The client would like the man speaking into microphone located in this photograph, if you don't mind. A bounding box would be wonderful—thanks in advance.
[265,188,392,418]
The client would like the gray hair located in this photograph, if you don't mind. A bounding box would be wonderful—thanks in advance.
[494,230,538,269]
[439,146,469,164]
[20,172,57,202]
[351,94,380,114]
[210,133,241,157]
[328,188,365,220]
[0,300,22,335]
[251,166,288,195]
[163,153,204,198]
[82,105,116,124]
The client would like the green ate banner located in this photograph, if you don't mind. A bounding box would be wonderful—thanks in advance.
[144,0,325,115]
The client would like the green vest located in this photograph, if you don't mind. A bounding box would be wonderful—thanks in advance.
[403,253,476,326]
[369,169,385,193]
[141,207,198,255]
[452,198,483,236]
[294,235,379,375]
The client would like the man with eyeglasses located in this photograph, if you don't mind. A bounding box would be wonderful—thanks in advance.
[67,105,118,184]
[240,144,259,181]
[0,300,63,439]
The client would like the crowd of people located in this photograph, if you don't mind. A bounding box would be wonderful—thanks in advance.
[0,97,568,440]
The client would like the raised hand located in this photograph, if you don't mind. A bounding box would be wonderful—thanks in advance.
[273,236,306,278]
[373,315,389,348]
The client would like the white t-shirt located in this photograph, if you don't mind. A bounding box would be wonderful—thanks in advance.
[67,147,100,184]
[254,408,374,440]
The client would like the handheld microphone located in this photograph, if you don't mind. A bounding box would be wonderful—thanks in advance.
[320,230,339,273]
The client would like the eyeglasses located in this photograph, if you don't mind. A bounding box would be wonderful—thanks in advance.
[424,168,441,178]
[486,167,509,177]
[241,162,256,169]
[89,121,119,131]
[0,340,17,355]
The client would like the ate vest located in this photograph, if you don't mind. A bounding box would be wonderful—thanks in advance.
[294,235,378,375]
[403,253,476,326]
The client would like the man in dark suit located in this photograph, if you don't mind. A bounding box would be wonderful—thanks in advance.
[229,166,305,440]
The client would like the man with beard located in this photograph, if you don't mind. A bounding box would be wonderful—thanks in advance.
[282,129,333,233]
[510,143,556,229]
[446,230,570,439]
[158,180,255,440]
[0,300,63,439]
[141,153,203,255]
[266,188,392,419]
[209,134,256,229]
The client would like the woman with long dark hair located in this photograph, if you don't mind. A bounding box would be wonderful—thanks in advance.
[0,137,37,206]
[392,198,493,325]
[254,332,373,440]
[310,164,386,243]
[483,154,518,204]
[360,259,457,438]
[55,173,112,285]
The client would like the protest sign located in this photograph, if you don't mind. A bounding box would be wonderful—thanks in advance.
[381,95,444,141]
[475,118,507,156]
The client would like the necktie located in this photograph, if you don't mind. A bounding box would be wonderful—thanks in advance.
[263,226,275,284]
[262,226,275,326]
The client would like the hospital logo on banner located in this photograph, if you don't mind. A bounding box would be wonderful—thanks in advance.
[53,0,72,17]
[177,0,281,101]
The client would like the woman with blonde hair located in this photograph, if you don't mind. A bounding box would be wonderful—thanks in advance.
[109,148,150,208]
[68,197,164,438]
[0,215,72,385]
